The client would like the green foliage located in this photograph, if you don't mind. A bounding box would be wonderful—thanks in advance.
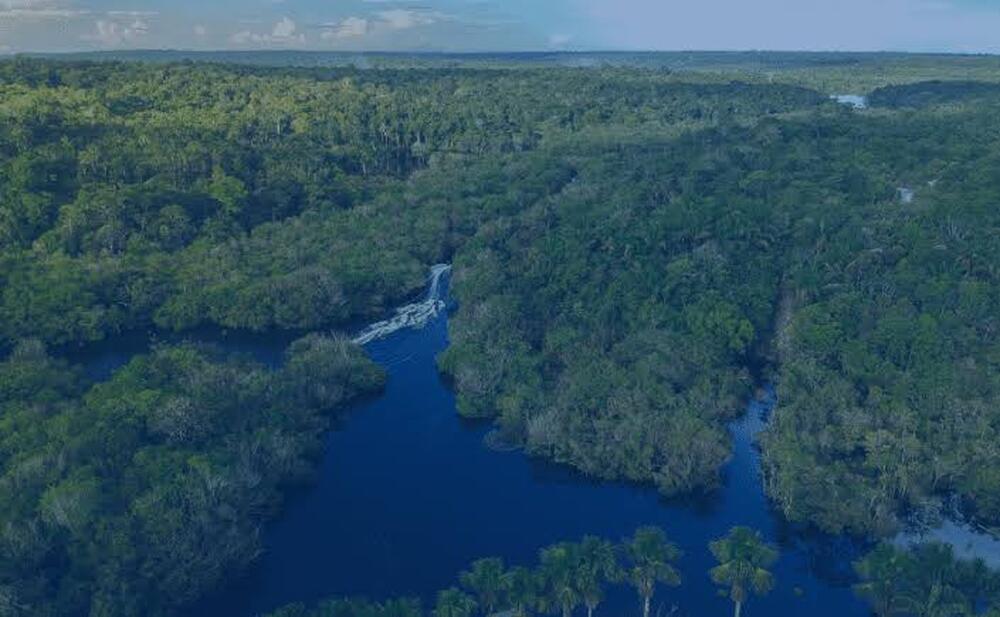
[434,589,477,617]
[0,336,383,616]
[709,527,778,617]
[0,59,820,347]
[760,107,1000,534]
[624,527,682,617]
[3,54,1000,615]
[460,558,507,615]
[284,598,423,617]
[503,566,540,617]
[853,543,1000,617]
[536,543,584,617]
[268,527,685,617]
[576,536,622,617]
[853,544,912,617]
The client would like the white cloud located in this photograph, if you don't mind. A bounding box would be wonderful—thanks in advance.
[82,17,149,46]
[0,8,81,18]
[0,0,86,21]
[319,8,440,42]
[377,9,435,31]
[231,16,305,46]
[271,15,296,38]
[1,0,56,6]
[320,16,369,39]
[4,0,994,55]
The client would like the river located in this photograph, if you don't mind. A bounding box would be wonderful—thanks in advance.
[99,267,866,617]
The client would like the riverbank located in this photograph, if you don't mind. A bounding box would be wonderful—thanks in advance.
[188,268,867,617]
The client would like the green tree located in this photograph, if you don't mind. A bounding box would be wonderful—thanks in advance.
[709,527,778,617]
[207,167,248,219]
[460,557,506,616]
[538,543,582,617]
[623,526,682,617]
[853,544,911,617]
[503,566,540,617]
[381,598,424,617]
[898,544,972,617]
[576,536,622,617]
[435,588,478,617]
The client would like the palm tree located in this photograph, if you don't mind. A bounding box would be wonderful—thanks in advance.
[435,588,478,617]
[461,557,507,616]
[624,526,682,617]
[576,536,622,617]
[709,527,778,617]
[382,598,425,617]
[538,542,582,617]
[504,566,540,617]
[853,544,910,617]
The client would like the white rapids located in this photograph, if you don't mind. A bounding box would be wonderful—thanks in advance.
[352,264,452,346]
[831,94,868,109]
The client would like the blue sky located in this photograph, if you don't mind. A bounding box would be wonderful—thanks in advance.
[1,0,999,53]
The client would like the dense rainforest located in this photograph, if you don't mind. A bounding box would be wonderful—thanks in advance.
[0,57,824,345]
[441,99,1000,534]
[0,54,998,616]
[0,335,384,615]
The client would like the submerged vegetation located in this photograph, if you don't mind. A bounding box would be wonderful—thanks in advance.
[0,52,999,615]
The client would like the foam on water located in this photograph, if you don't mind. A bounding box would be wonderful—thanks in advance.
[352,265,452,346]
[831,94,868,109]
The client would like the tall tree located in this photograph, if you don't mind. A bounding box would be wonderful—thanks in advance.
[460,557,506,616]
[381,598,424,617]
[538,543,582,617]
[503,566,540,617]
[576,536,622,617]
[623,526,682,617]
[853,544,911,617]
[435,588,478,617]
[709,527,778,617]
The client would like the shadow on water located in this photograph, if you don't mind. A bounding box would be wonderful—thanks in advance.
[180,270,869,617]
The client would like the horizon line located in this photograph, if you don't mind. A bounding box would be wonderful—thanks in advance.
[10,48,1000,58]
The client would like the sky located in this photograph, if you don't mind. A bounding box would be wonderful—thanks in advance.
[1,0,999,54]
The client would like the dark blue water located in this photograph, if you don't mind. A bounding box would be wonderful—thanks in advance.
[171,294,869,617]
